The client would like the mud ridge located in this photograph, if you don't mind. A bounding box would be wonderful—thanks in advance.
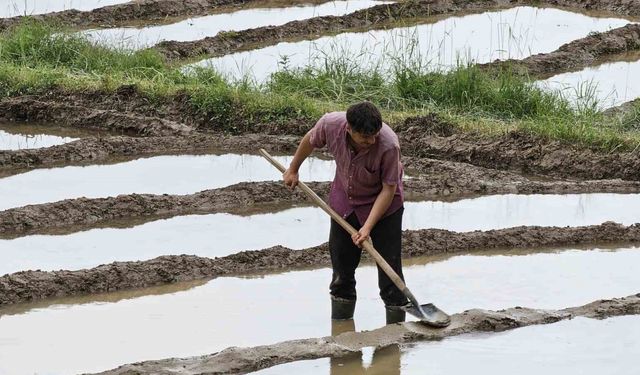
[1,222,639,306]
[97,294,640,374]
[0,0,255,31]
[399,115,640,181]
[153,0,506,60]
[0,96,193,136]
[2,161,640,238]
[0,133,297,176]
[0,181,319,237]
[480,23,640,78]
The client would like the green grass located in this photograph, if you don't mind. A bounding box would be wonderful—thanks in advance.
[1,20,639,150]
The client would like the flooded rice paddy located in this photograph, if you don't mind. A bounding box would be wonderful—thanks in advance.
[0,247,638,374]
[538,51,640,109]
[1,0,131,18]
[84,0,390,49]
[192,6,630,82]
[0,154,335,210]
[255,315,640,374]
[1,193,639,275]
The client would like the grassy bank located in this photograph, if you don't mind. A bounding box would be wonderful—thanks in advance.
[1,21,639,151]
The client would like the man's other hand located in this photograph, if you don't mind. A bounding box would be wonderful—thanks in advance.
[283,168,299,190]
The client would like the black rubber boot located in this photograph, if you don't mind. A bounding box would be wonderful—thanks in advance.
[331,296,356,320]
[385,305,407,325]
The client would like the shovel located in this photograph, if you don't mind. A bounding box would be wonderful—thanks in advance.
[259,149,451,328]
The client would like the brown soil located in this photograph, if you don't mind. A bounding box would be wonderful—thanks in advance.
[398,115,640,181]
[1,221,638,306]
[0,96,194,136]
[2,160,639,238]
[0,0,253,31]
[0,133,298,176]
[480,23,640,78]
[97,294,640,374]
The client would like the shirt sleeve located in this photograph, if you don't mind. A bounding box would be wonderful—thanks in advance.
[380,146,402,185]
[308,115,328,149]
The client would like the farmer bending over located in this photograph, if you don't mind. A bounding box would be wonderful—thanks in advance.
[283,101,408,324]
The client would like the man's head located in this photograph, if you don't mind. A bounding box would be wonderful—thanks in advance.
[346,101,382,149]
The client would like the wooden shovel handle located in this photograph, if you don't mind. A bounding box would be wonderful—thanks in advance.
[259,149,408,292]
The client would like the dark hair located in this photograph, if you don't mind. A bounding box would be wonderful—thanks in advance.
[346,101,382,135]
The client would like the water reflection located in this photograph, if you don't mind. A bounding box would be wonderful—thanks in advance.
[329,321,400,375]
[538,52,640,109]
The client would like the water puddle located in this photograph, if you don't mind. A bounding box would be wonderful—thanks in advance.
[83,0,390,50]
[190,6,629,82]
[2,193,640,275]
[0,0,131,18]
[254,315,640,374]
[0,121,106,150]
[538,51,640,109]
[0,154,335,211]
[0,246,638,374]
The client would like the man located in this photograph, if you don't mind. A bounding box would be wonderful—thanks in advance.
[283,101,408,324]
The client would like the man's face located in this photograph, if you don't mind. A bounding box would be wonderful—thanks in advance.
[347,125,379,149]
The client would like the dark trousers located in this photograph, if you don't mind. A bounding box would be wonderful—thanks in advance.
[329,207,407,306]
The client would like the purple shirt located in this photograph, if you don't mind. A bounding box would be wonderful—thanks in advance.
[309,111,404,225]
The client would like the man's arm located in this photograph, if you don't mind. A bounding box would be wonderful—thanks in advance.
[283,131,315,190]
[352,182,397,246]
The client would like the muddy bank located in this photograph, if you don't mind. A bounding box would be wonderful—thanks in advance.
[0,133,297,176]
[0,0,255,31]
[0,96,193,136]
[0,181,317,237]
[1,222,639,306]
[2,160,640,238]
[0,88,313,135]
[399,115,640,181]
[154,0,505,60]
[98,294,640,374]
[481,23,640,78]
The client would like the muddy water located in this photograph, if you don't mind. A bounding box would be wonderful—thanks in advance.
[192,6,629,82]
[0,121,108,150]
[254,315,640,374]
[1,247,639,375]
[538,51,640,109]
[0,154,334,210]
[0,0,130,18]
[2,193,640,275]
[84,0,390,50]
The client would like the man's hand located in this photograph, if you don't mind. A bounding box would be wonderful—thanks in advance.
[283,168,299,190]
[352,225,372,248]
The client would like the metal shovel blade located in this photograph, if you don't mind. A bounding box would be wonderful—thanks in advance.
[403,303,451,328]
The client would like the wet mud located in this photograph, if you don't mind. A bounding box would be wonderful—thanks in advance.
[399,115,640,181]
[0,133,298,176]
[97,294,640,374]
[0,96,194,136]
[481,23,640,78]
[2,162,639,238]
[0,0,253,30]
[1,221,638,306]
